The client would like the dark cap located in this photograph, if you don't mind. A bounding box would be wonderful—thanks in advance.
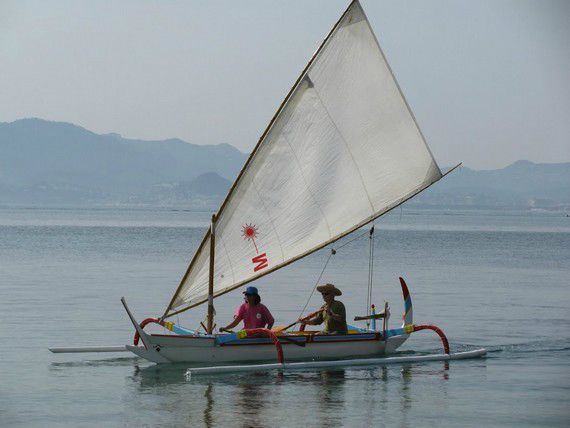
[243,286,259,296]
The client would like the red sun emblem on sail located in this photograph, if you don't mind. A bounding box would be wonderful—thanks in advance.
[242,223,258,240]
[241,223,268,272]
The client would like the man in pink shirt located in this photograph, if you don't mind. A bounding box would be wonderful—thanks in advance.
[220,286,275,331]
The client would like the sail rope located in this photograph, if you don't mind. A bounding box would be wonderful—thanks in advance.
[295,248,336,322]
[334,228,370,251]
[295,226,373,323]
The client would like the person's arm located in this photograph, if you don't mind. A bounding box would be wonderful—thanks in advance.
[326,308,344,322]
[300,310,323,326]
[220,305,244,332]
[264,306,275,330]
[220,317,241,332]
[327,302,346,322]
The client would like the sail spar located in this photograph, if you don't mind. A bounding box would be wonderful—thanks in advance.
[163,0,442,318]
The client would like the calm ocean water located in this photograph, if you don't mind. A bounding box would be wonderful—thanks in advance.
[1,207,569,427]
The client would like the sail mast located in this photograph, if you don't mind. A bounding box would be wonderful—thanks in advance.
[206,214,216,334]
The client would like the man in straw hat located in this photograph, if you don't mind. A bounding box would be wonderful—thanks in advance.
[298,283,348,334]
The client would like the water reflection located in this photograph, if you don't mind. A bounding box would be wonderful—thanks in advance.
[237,380,269,428]
[123,361,459,426]
[317,369,347,426]
[131,363,189,388]
[49,356,136,370]
[400,365,413,428]
[203,383,214,428]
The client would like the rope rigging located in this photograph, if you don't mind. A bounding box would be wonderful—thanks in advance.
[296,225,376,323]
[295,247,336,322]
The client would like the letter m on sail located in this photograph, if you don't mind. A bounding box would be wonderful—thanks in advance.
[252,253,269,272]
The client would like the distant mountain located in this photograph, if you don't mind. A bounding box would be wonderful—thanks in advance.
[0,118,244,207]
[1,118,568,210]
[173,172,232,197]
[410,160,570,210]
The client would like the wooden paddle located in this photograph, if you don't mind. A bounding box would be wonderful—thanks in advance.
[277,309,322,333]
[277,335,306,347]
[353,311,387,321]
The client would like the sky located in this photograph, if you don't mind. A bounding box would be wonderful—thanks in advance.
[1,0,569,169]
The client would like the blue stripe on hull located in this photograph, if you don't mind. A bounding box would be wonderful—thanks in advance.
[220,333,378,346]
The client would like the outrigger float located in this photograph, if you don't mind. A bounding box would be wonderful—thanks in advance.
[50,1,486,370]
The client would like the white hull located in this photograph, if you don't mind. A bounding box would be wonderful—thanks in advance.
[120,279,414,365]
[126,332,409,365]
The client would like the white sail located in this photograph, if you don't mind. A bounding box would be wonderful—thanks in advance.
[165,1,442,316]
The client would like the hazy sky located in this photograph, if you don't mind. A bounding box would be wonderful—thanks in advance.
[1,0,569,169]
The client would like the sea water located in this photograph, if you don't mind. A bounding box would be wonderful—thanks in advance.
[0,207,568,427]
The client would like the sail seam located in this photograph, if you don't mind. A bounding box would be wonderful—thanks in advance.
[251,177,287,261]
[281,132,333,238]
[311,80,376,215]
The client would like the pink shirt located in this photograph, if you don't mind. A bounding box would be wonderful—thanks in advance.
[234,303,274,329]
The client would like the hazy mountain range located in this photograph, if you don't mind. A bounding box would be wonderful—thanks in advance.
[0,118,245,208]
[1,118,568,210]
[412,160,570,210]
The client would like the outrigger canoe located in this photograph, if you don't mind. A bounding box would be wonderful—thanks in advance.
[50,1,486,369]
[122,278,416,365]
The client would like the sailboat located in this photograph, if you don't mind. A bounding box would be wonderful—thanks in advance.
[51,1,485,367]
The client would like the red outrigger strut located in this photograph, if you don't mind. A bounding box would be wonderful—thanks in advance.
[237,328,284,364]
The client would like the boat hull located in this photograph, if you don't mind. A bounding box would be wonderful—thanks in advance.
[126,332,409,365]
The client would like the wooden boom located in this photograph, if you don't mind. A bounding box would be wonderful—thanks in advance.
[353,312,388,321]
